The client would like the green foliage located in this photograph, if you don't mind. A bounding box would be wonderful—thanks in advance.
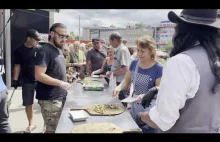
[68,32,76,40]
[75,35,82,40]
[161,42,173,52]
[158,59,167,66]
[135,22,145,29]
[68,32,82,40]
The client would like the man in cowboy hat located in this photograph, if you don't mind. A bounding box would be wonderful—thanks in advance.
[135,9,220,133]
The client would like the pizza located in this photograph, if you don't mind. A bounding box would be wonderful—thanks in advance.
[93,104,120,114]
[70,123,124,133]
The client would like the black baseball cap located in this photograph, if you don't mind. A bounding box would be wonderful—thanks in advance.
[92,38,100,43]
[26,29,41,41]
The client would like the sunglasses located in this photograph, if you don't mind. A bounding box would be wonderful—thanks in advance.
[53,30,69,39]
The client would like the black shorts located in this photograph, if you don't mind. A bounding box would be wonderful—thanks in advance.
[22,83,37,106]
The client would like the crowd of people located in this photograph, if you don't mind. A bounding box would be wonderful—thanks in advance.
[0,9,220,133]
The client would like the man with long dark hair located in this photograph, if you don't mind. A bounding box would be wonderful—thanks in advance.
[34,23,71,133]
[135,9,220,133]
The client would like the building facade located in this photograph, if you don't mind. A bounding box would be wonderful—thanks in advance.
[156,20,176,49]
[83,26,154,46]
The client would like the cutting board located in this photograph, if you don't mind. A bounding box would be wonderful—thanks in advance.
[70,104,124,116]
[70,123,142,133]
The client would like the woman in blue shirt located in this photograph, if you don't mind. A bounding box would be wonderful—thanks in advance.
[113,35,163,133]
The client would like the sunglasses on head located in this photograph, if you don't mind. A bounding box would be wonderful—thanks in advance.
[53,30,69,39]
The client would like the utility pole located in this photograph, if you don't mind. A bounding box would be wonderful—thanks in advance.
[3,9,11,87]
[154,26,158,49]
[79,15,80,41]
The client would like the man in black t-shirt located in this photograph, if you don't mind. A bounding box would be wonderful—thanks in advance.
[86,38,106,75]
[13,29,41,133]
[34,23,71,133]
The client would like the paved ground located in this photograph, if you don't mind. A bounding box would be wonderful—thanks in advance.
[7,87,44,133]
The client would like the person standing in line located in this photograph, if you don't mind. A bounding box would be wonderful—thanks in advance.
[92,47,115,84]
[34,23,71,133]
[122,39,128,47]
[71,41,86,73]
[86,38,106,75]
[106,32,130,102]
[85,42,93,51]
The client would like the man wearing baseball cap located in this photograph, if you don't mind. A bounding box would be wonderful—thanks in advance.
[13,29,41,133]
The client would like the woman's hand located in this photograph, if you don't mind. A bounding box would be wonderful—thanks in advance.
[105,71,112,78]
[112,86,121,98]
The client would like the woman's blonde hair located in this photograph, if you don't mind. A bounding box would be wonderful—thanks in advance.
[135,35,156,59]
[86,42,93,48]
[107,46,114,52]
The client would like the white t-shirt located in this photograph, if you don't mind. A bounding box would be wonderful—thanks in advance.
[149,53,200,131]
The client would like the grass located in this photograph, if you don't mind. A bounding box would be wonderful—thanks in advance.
[158,59,167,66]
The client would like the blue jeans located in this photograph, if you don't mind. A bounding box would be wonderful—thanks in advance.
[0,90,12,133]
[130,103,157,133]
[141,125,158,133]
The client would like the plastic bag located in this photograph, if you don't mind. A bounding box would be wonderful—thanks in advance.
[109,73,117,93]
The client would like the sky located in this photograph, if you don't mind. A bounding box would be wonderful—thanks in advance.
[54,9,182,35]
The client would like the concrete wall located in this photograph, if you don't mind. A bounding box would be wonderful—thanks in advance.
[82,28,90,40]
[83,27,154,47]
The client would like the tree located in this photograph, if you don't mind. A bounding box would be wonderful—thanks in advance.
[75,35,82,40]
[161,41,173,53]
[68,32,76,40]
[135,22,145,29]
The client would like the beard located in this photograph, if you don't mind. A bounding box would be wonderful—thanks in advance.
[53,37,64,49]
